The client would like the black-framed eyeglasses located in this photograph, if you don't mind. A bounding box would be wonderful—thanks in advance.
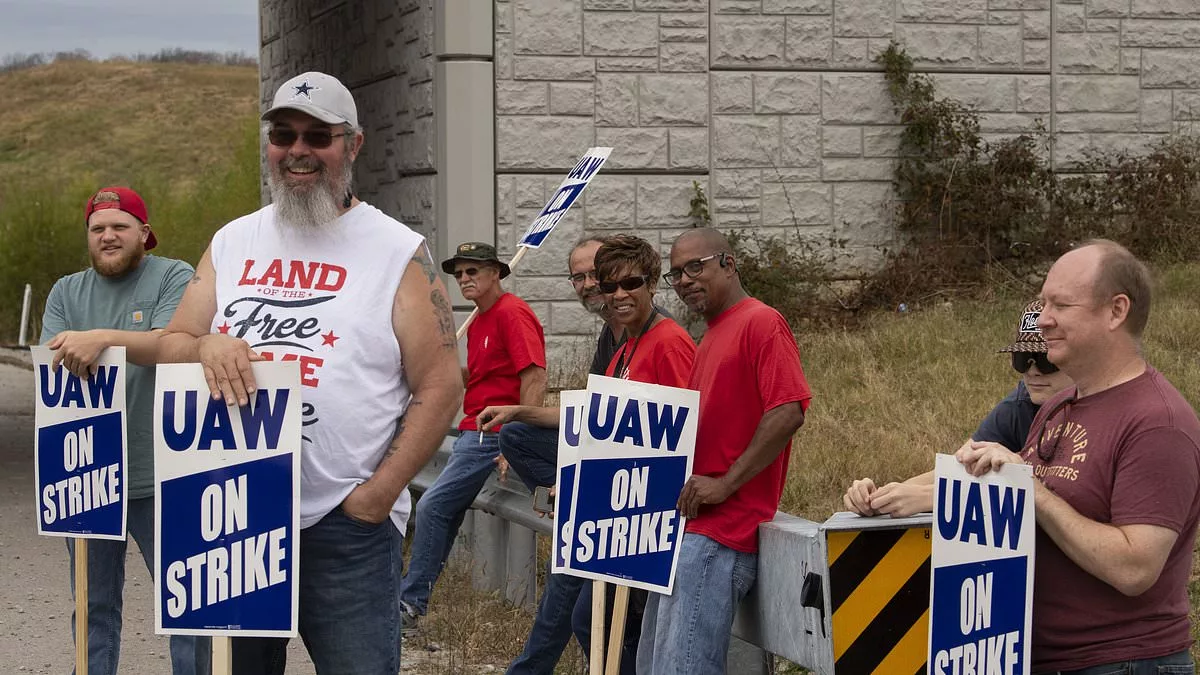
[268,126,352,149]
[1032,393,1076,463]
[1012,352,1059,375]
[567,270,598,286]
[452,267,483,280]
[598,275,650,294]
[663,253,725,286]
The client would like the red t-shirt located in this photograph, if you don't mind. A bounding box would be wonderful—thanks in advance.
[686,298,812,553]
[1017,367,1200,672]
[604,317,695,388]
[460,293,546,431]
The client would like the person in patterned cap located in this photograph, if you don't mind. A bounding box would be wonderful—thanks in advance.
[843,298,1074,518]
[41,186,209,674]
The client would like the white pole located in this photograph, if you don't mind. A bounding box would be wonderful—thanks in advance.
[18,283,32,346]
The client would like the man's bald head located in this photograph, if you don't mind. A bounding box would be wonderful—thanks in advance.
[674,228,732,255]
[1076,239,1152,337]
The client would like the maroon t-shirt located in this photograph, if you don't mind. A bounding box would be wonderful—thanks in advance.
[1017,367,1200,672]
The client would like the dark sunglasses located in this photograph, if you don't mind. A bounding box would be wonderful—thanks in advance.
[598,275,649,294]
[1011,352,1059,375]
[1033,393,1076,462]
[268,126,351,149]
[452,267,483,279]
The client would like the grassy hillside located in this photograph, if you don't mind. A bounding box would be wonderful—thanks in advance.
[0,60,261,340]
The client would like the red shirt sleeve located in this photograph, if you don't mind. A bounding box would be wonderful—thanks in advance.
[755,314,812,412]
[499,300,547,373]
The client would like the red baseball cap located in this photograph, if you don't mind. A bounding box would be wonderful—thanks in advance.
[84,186,157,250]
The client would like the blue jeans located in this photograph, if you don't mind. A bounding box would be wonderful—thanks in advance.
[636,533,757,675]
[499,421,558,492]
[230,505,404,674]
[1042,650,1194,675]
[67,496,211,675]
[573,582,645,675]
[400,431,501,614]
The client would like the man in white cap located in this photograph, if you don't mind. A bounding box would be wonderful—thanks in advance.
[159,72,464,673]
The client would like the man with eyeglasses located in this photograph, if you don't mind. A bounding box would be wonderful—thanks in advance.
[41,186,210,675]
[158,71,465,673]
[398,241,547,631]
[843,299,1074,517]
[959,240,1200,675]
[638,227,811,675]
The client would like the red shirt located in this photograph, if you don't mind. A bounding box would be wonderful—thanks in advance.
[686,298,811,553]
[460,293,546,431]
[604,317,695,388]
[1018,367,1200,672]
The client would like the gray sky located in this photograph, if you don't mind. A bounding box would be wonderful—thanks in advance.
[0,0,258,60]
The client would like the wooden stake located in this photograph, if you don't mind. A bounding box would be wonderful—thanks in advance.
[75,538,88,675]
[590,580,607,675]
[604,586,631,675]
[455,246,530,341]
[212,636,233,675]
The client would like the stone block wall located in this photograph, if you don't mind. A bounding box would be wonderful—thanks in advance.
[259,0,438,242]
[492,0,1200,352]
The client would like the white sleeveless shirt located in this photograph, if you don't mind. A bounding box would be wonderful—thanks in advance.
[210,203,425,530]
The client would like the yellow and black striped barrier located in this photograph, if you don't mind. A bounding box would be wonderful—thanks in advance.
[827,525,932,675]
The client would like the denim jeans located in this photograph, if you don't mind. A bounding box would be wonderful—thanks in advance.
[400,431,501,614]
[67,496,211,675]
[230,505,404,675]
[498,421,558,492]
[1041,650,1194,675]
[635,533,757,675]
[573,581,646,675]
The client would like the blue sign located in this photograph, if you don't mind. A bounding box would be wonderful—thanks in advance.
[33,347,127,540]
[518,147,612,249]
[154,362,302,637]
[929,454,1035,675]
[559,375,698,594]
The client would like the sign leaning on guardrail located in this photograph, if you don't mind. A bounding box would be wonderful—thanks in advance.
[930,453,1035,675]
[33,346,128,539]
[154,362,302,637]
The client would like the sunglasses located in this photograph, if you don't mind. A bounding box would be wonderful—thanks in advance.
[567,270,598,286]
[268,126,352,149]
[452,267,484,279]
[663,253,726,286]
[598,275,650,294]
[1011,352,1059,375]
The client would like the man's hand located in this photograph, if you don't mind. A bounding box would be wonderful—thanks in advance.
[956,440,1025,477]
[341,481,393,525]
[870,482,934,518]
[198,334,263,406]
[677,475,735,519]
[494,454,510,482]
[843,478,879,516]
[478,405,523,432]
[48,330,111,379]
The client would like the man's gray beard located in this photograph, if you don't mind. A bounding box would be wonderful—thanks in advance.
[268,161,353,231]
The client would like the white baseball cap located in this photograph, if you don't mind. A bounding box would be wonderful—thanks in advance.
[263,71,358,129]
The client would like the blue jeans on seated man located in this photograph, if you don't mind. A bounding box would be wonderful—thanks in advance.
[400,431,501,615]
[230,505,404,675]
[1041,650,1194,675]
[636,533,757,675]
[67,496,211,675]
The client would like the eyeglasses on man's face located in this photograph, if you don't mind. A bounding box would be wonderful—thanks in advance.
[663,253,725,286]
[268,126,351,149]
[567,270,598,286]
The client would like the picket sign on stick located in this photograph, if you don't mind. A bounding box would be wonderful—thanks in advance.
[590,580,607,675]
[455,147,613,340]
[75,541,88,675]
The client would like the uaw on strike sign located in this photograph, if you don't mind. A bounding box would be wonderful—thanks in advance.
[553,375,697,594]
[154,362,301,637]
[33,347,128,539]
[930,453,1035,675]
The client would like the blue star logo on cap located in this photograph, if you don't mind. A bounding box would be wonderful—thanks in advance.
[292,81,318,99]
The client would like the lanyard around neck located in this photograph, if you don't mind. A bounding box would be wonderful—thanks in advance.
[614,308,657,379]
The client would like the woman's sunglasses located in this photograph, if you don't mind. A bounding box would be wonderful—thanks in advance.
[268,127,351,149]
[1012,352,1059,375]
[598,275,649,294]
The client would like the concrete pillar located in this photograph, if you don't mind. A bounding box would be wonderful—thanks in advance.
[504,525,538,610]
[435,0,495,309]
[472,510,507,593]
[728,636,774,675]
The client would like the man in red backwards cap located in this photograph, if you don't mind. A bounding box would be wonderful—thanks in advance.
[40,186,208,675]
